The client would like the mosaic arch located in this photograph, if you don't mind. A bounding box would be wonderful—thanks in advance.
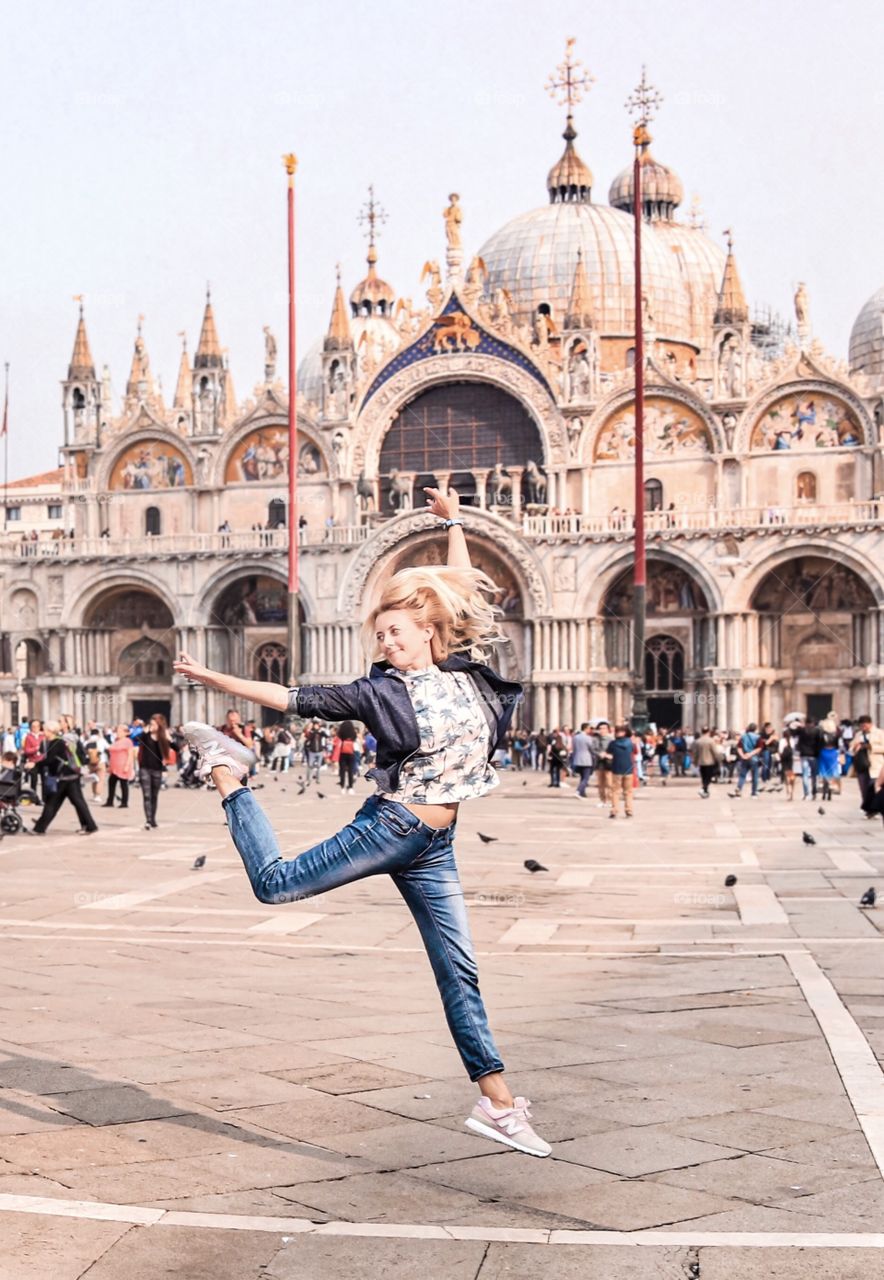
[602,562,710,618]
[210,574,290,627]
[593,397,712,462]
[749,392,863,452]
[224,427,325,484]
[109,440,191,490]
[84,587,174,629]
[752,555,874,613]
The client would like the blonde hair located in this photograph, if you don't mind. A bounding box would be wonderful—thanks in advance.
[361,565,507,665]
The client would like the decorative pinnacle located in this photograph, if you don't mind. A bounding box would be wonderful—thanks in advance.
[626,64,663,147]
[72,293,85,315]
[282,153,297,178]
[723,227,735,252]
[358,184,388,248]
[545,37,595,111]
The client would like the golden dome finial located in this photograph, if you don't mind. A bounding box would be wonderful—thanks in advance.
[626,65,663,154]
[545,36,595,111]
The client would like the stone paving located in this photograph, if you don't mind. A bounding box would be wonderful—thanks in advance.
[0,765,882,1277]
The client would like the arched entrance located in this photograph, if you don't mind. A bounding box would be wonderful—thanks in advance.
[752,555,876,720]
[601,560,712,727]
[208,575,306,724]
[84,586,176,722]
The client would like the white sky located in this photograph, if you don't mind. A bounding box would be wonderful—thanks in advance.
[2,0,882,480]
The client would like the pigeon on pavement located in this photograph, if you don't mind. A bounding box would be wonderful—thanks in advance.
[802,831,816,846]
[860,887,877,908]
[477,832,498,844]
[524,858,548,873]
[724,874,737,887]
[192,855,207,870]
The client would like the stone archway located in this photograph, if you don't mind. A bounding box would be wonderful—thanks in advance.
[751,553,877,721]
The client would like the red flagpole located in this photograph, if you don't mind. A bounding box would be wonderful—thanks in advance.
[631,129,649,732]
[283,154,301,683]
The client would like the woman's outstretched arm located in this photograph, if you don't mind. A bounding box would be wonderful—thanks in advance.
[173,652,289,712]
[424,485,471,569]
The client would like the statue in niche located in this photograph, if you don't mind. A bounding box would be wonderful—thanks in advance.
[568,343,592,400]
[794,282,809,330]
[198,379,216,433]
[329,361,350,418]
[195,445,212,486]
[263,326,277,381]
[566,417,582,456]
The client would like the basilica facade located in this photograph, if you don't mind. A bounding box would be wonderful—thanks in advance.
[2,94,883,732]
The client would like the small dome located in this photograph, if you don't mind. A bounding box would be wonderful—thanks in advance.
[546,115,593,204]
[350,245,396,317]
[297,337,323,403]
[609,151,684,222]
[479,201,693,341]
[849,285,884,379]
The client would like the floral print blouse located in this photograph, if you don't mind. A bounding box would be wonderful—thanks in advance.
[377,665,499,804]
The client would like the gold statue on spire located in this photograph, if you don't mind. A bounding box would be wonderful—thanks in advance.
[545,36,595,110]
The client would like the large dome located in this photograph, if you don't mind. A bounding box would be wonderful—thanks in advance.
[652,223,726,348]
[849,285,884,380]
[479,201,694,342]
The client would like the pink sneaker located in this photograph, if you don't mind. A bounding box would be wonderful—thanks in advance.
[464,1095,551,1157]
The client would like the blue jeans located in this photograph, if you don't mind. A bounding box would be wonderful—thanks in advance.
[221,788,505,1083]
[574,765,592,796]
[801,757,818,799]
[736,757,760,795]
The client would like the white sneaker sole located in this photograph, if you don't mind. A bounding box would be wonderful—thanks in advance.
[464,1115,551,1157]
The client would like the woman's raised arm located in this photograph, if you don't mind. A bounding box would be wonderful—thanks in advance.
[423,485,471,569]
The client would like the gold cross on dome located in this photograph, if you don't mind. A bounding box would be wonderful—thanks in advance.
[545,37,595,111]
[358,184,388,247]
[626,64,663,128]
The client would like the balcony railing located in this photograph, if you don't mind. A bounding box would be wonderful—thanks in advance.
[1,501,879,559]
[520,501,882,538]
[4,525,370,559]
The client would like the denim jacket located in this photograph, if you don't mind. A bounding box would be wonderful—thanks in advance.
[289,653,524,794]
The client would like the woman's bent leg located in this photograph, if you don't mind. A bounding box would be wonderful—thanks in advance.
[391,830,505,1084]
[222,788,427,905]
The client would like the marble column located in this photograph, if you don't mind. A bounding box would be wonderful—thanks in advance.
[474,470,489,511]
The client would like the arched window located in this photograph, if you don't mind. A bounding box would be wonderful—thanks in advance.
[72,387,86,409]
[119,637,171,680]
[625,347,636,369]
[644,479,663,511]
[145,506,161,536]
[267,498,286,528]
[255,642,287,685]
[796,471,817,502]
[644,635,685,692]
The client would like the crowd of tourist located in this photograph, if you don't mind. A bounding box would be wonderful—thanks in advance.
[1,708,882,834]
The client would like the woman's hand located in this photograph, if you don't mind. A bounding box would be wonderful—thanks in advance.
[423,486,460,520]
[173,651,220,689]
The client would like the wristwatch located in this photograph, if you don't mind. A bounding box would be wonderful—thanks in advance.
[442,517,464,528]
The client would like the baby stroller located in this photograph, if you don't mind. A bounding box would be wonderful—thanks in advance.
[0,769,29,834]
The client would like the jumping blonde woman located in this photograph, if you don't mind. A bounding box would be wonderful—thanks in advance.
[173,486,551,1157]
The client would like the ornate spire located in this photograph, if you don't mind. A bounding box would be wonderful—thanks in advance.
[125,315,154,399]
[325,264,351,349]
[68,296,95,380]
[221,354,236,423]
[565,249,594,329]
[545,37,595,204]
[714,229,749,326]
[174,332,192,408]
[350,187,395,316]
[195,286,224,368]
